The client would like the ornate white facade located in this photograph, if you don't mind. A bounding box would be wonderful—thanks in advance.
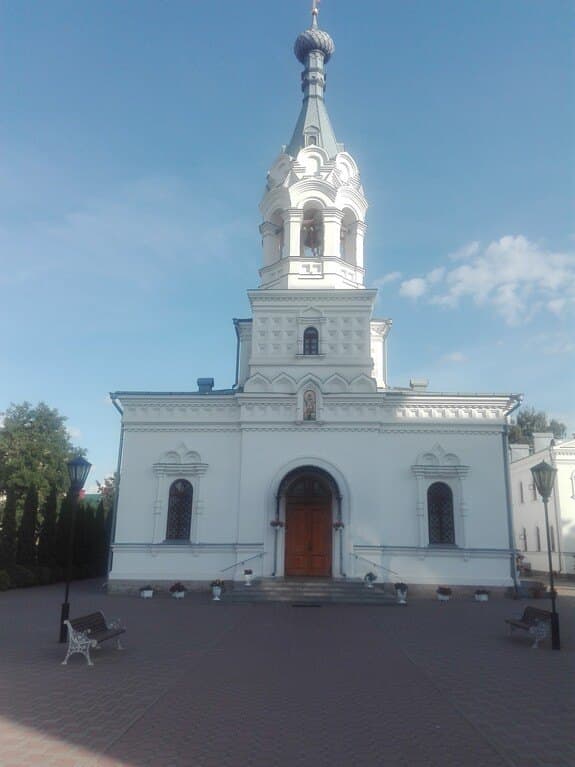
[509,435,575,575]
[109,9,520,589]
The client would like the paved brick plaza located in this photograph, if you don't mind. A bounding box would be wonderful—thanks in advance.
[0,580,574,767]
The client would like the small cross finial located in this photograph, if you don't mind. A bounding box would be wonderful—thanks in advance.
[311,0,320,27]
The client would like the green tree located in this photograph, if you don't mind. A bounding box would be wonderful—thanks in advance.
[37,485,59,567]
[94,499,110,576]
[96,475,116,512]
[17,485,38,567]
[0,489,18,567]
[54,493,73,570]
[509,407,567,445]
[0,402,83,502]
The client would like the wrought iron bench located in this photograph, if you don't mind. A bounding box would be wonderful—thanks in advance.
[62,611,125,666]
[505,606,551,649]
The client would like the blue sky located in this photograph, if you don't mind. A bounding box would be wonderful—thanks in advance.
[1,0,574,488]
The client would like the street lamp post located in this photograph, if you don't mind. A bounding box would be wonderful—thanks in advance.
[59,456,92,643]
[530,460,560,650]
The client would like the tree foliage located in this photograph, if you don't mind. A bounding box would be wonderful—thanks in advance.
[96,475,116,512]
[37,485,59,568]
[17,485,38,567]
[0,489,18,567]
[509,407,567,445]
[0,402,83,502]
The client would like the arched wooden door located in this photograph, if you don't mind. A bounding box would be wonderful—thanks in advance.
[284,474,332,577]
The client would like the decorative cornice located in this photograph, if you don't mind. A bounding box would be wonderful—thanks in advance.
[354,544,513,558]
[112,542,264,554]
[152,462,209,477]
[412,465,470,478]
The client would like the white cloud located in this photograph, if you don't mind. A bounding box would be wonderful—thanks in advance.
[441,351,468,363]
[374,271,402,287]
[448,241,480,261]
[398,235,575,325]
[399,277,427,299]
[531,332,575,356]
[0,172,249,290]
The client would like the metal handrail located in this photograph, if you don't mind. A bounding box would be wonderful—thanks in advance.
[220,551,266,573]
[353,554,401,578]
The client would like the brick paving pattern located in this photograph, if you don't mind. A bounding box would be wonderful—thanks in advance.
[0,581,573,767]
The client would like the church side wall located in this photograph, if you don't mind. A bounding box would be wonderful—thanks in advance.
[110,425,244,583]
[109,399,514,587]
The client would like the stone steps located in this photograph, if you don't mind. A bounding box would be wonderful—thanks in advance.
[222,578,398,605]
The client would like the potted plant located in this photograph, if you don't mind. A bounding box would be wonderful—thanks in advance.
[436,586,452,602]
[170,582,187,599]
[243,569,253,586]
[394,582,408,605]
[363,572,377,589]
[474,588,489,602]
[210,579,225,601]
[139,584,154,599]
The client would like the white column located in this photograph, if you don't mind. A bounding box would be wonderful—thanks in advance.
[415,474,427,548]
[322,209,343,260]
[355,221,367,269]
[259,221,279,267]
[458,474,468,550]
[284,208,303,260]
[152,470,166,544]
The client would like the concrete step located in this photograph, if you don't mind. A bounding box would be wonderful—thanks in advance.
[222,578,399,605]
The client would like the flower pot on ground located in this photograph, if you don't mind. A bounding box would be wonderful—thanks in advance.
[243,569,253,586]
[364,572,377,589]
[170,582,187,599]
[394,582,408,605]
[210,579,225,601]
[436,586,452,602]
[474,589,489,602]
[140,585,154,599]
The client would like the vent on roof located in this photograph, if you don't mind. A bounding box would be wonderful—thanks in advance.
[197,378,214,394]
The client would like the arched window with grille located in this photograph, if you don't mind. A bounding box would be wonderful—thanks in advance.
[303,326,319,355]
[166,479,193,541]
[427,482,455,545]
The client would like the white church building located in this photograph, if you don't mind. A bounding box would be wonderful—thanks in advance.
[109,9,520,590]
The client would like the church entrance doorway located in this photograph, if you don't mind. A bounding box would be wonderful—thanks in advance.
[284,473,333,577]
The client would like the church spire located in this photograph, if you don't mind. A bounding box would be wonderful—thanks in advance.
[286,3,340,159]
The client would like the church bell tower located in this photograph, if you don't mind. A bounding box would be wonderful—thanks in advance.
[236,5,390,395]
[259,4,367,290]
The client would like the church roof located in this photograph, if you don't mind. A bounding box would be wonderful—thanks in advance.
[286,5,341,159]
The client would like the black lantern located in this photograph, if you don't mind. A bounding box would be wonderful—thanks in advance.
[530,459,560,650]
[530,460,557,501]
[67,456,92,492]
[59,456,91,642]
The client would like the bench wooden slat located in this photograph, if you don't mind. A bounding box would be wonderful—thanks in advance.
[505,606,551,649]
[62,611,125,667]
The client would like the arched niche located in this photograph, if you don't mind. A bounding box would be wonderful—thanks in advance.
[300,203,324,258]
[411,444,470,549]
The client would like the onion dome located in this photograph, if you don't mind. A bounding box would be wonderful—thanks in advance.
[294,27,335,64]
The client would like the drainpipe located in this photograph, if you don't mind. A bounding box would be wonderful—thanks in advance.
[337,493,346,577]
[233,319,240,389]
[503,394,523,590]
[108,393,125,577]
[272,493,280,576]
[549,446,564,573]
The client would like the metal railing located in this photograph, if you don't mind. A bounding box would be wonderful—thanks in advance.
[220,551,266,573]
[353,553,401,579]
